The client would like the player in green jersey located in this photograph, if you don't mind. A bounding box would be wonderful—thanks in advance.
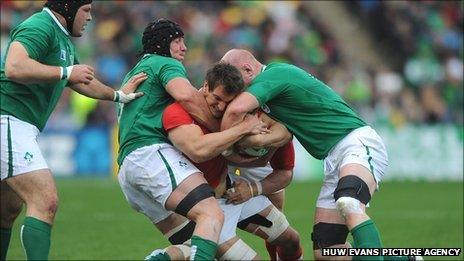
[117,20,262,261]
[0,1,146,260]
[221,49,395,260]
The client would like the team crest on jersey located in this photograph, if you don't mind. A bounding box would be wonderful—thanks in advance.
[261,104,271,113]
[60,49,66,60]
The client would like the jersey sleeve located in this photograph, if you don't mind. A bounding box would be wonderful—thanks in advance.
[162,103,194,131]
[11,20,53,61]
[270,141,295,170]
[159,59,188,88]
[246,68,286,106]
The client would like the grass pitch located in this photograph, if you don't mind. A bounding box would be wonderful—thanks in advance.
[5,179,463,260]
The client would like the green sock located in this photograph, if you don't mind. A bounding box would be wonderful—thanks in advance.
[21,216,51,260]
[145,249,171,261]
[351,219,383,261]
[190,235,218,261]
[1,228,12,261]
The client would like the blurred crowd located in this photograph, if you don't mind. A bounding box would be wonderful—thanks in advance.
[1,1,462,131]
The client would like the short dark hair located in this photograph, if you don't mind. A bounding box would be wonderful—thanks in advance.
[205,63,244,95]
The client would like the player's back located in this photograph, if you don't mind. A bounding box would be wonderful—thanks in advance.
[248,62,367,159]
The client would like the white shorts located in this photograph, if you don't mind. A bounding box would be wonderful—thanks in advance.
[118,143,200,223]
[316,126,388,209]
[0,115,48,180]
[217,195,271,244]
[228,163,273,182]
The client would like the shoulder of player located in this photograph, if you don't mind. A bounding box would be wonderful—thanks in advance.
[145,54,184,67]
[15,11,55,35]
[165,102,189,116]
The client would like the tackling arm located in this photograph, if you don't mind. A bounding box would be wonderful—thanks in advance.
[236,113,292,149]
[166,78,220,131]
[167,115,267,163]
[221,92,260,130]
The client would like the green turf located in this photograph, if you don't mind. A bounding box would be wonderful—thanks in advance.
[5,179,463,260]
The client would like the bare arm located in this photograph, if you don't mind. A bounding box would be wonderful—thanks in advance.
[5,41,94,85]
[5,41,63,84]
[224,169,293,204]
[69,73,146,102]
[221,92,260,131]
[167,115,267,163]
[166,77,220,131]
[236,113,292,149]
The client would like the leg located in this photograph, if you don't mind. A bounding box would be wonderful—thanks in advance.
[1,181,24,261]
[238,199,303,260]
[165,173,224,260]
[217,236,259,260]
[267,190,285,211]
[5,169,58,260]
[266,190,285,260]
[312,207,351,260]
[333,164,383,261]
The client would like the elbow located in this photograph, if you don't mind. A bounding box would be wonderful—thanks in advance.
[4,64,22,82]
[284,132,293,144]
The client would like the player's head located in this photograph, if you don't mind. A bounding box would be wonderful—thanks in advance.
[44,0,92,37]
[221,49,263,86]
[140,18,186,61]
[202,63,245,118]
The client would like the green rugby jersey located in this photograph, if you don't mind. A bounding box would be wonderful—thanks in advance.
[0,8,77,131]
[247,63,366,160]
[117,54,188,165]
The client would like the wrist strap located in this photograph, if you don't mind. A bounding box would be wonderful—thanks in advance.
[113,90,120,102]
[247,181,255,197]
[255,181,262,195]
[60,66,73,80]
[60,66,66,80]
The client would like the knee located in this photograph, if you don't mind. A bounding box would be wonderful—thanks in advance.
[334,175,371,217]
[200,205,224,227]
[36,194,59,219]
[275,228,300,247]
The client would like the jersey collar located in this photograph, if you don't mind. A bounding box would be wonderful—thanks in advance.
[261,65,267,72]
[43,7,70,36]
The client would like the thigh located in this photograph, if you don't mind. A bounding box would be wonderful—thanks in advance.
[217,198,243,244]
[239,195,272,221]
[118,169,173,224]
[0,116,48,180]
[5,169,57,207]
[267,190,285,211]
[122,144,201,209]
[314,207,345,224]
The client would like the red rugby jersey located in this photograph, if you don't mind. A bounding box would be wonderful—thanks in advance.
[162,103,226,188]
